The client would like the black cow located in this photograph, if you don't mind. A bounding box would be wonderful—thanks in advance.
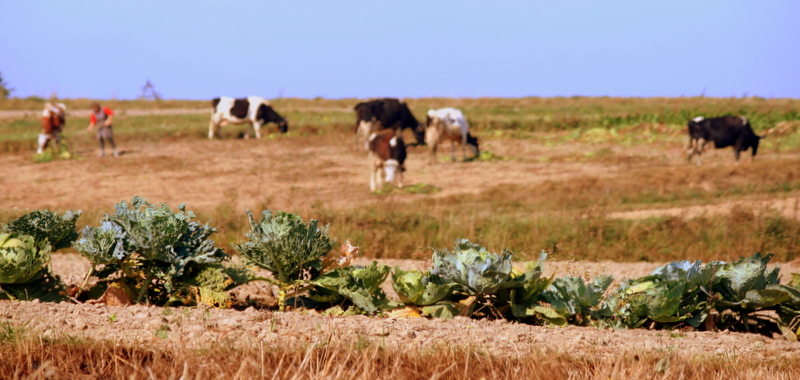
[209,96,288,139]
[354,98,424,149]
[686,116,762,164]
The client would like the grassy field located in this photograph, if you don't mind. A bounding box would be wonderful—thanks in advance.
[2,96,800,263]
[4,96,800,379]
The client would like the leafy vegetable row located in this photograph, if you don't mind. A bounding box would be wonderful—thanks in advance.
[2,196,800,338]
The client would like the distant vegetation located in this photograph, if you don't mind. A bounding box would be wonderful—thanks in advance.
[1,96,799,152]
[1,97,799,262]
[0,72,12,99]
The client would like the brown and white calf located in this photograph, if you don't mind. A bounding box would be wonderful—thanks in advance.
[209,96,287,139]
[368,129,407,191]
[425,107,479,162]
[38,103,66,154]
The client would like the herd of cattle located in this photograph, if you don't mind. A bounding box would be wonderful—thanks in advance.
[209,96,483,191]
[37,97,765,190]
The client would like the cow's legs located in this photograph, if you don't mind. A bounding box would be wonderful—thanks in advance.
[253,121,263,139]
[354,121,361,149]
[687,138,708,165]
[396,169,404,189]
[429,143,438,164]
[370,163,382,192]
[358,121,376,150]
[686,138,697,163]
[209,118,221,139]
[731,136,746,164]
[209,117,217,139]
[356,121,367,150]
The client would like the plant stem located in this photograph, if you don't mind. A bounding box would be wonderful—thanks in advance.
[137,273,152,304]
[75,265,95,299]
[278,287,287,311]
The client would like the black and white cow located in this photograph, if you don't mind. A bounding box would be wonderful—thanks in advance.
[686,116,762,164]
[354,98,424,149]
[209,96,287,139]
[368,129,407,191]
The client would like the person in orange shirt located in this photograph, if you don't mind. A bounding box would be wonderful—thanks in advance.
[86,103,118,157]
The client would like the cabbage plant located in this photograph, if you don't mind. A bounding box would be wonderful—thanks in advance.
[3,210,80,252]
[431,239,513,295]
[309,261,394,314]
[233,210,334,311]
[711,253,800,334]
[541,275,613,326]
[0,232,65,302]
[73,196,246,306]
[605,260,716,329]
[498,255,563,325]
[429,239,514,317]
[0,233,49,285]
[392,268,452,306]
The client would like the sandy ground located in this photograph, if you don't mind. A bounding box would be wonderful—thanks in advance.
[0,131,631,214]
[3,117,797,223]
[608,196,800,220]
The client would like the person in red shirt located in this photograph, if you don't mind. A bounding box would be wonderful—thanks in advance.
[86,103,118,157]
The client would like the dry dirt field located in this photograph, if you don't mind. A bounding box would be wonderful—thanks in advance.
[3,104,800,378]
[2,254,800,378]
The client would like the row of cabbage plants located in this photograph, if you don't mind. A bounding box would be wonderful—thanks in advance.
[2,196,800,338]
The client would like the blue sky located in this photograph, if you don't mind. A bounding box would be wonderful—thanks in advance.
[2,2,798,99]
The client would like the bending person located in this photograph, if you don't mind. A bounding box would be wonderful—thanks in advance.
[39,102,66,154]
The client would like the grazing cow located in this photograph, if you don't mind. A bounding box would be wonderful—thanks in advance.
[354,98,424,149]
[425,107,479,162]
[38,103,66,154]
[368,129,407,191]
[209,96,287,139]
[686,116,762,164]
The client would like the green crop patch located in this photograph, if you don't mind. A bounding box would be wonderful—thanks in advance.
[372,183,441,195]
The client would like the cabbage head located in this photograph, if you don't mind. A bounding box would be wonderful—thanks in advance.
[431,239,513,295]
[0,233,51,284]
[392,267,452,306]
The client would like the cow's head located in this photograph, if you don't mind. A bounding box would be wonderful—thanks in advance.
[398,102,424,145]
[277,119,288,133]
[384,134,407,184]
[412,121,426,145]
[687,116,705,139]
[258,104,288,133]
[467,133,480,157]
